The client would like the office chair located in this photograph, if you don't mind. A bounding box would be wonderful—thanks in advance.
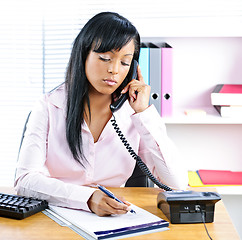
[16,112,153,187]
[125,162,154,187]
[17,112,32,160]
[15,112,32,180]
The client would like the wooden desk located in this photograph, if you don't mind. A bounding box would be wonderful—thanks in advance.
[0,187,239,240]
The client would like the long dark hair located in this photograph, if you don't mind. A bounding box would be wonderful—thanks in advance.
[65,12,140,165]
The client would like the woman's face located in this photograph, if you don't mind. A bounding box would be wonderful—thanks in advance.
[85,39,135,96]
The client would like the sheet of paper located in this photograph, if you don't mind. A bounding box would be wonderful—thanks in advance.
[49,204,168,239]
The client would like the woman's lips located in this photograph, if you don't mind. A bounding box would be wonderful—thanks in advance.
[103,79,117,86]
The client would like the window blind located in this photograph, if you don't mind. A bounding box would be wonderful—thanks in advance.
[0,0,242,186]
[0,2,43,186]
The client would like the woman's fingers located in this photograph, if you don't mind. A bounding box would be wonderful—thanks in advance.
[87,190,130,217]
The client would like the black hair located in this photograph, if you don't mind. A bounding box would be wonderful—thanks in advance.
[65,12,140,165]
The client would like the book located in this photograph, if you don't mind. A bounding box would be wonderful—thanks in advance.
[139,42,150,85]
[46,204,169,240]
[211,84,242,106]
[188,171,204,187]
[197,169,242,185]
[188,171,230,187]
[214,105,242,117]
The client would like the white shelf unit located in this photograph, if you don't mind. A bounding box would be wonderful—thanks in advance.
[139,9,242,236]
[163,107,242,124]
[141,37,242,188]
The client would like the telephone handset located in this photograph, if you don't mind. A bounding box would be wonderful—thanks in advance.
[110,60,138,112]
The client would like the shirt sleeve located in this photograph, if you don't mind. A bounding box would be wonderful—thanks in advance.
[130,104,188,190]
[14,95,95,212]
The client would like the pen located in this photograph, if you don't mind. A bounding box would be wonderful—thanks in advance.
[97,185,136,214]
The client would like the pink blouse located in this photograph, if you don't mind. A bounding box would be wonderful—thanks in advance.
[14,84,188,211]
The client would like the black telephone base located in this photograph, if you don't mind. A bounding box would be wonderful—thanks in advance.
[157,190,221,224]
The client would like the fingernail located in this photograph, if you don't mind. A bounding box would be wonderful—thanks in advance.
[126,206,136,214]
[127,206,131,212]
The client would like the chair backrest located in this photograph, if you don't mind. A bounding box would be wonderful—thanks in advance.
[15,112,32,180]
[125,163,154,187]
[17,112,32,161]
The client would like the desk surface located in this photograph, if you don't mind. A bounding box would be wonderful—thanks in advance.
[0,187,239,240]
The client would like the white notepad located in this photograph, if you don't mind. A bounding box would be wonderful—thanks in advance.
[47,204,169,239]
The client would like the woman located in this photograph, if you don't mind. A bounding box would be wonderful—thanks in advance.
[14,12,188,216]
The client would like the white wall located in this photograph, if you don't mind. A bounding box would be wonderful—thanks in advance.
[166,124,242,171]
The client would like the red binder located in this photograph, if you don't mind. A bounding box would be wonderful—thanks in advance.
[197,169,242,185]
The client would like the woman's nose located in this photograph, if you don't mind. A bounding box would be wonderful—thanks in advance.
[108,61,119,75]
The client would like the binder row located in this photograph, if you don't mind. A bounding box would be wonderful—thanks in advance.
[188,169,242,187]
[139,42,173,117]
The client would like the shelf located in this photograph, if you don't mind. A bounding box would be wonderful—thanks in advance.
[137,16,242,38]
[163,107,242,124]
[216,186,242,195]
[186,186,242,195]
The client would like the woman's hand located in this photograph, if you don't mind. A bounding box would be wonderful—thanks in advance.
[87,190,131,216]
[121,65,151,113]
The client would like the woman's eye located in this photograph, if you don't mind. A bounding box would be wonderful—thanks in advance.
[121,61,130,66]
[99,56,110,62]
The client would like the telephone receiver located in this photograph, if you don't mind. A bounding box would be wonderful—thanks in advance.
[110,60,138,112]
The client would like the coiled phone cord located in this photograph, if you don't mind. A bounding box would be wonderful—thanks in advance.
[111,114,173,191]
